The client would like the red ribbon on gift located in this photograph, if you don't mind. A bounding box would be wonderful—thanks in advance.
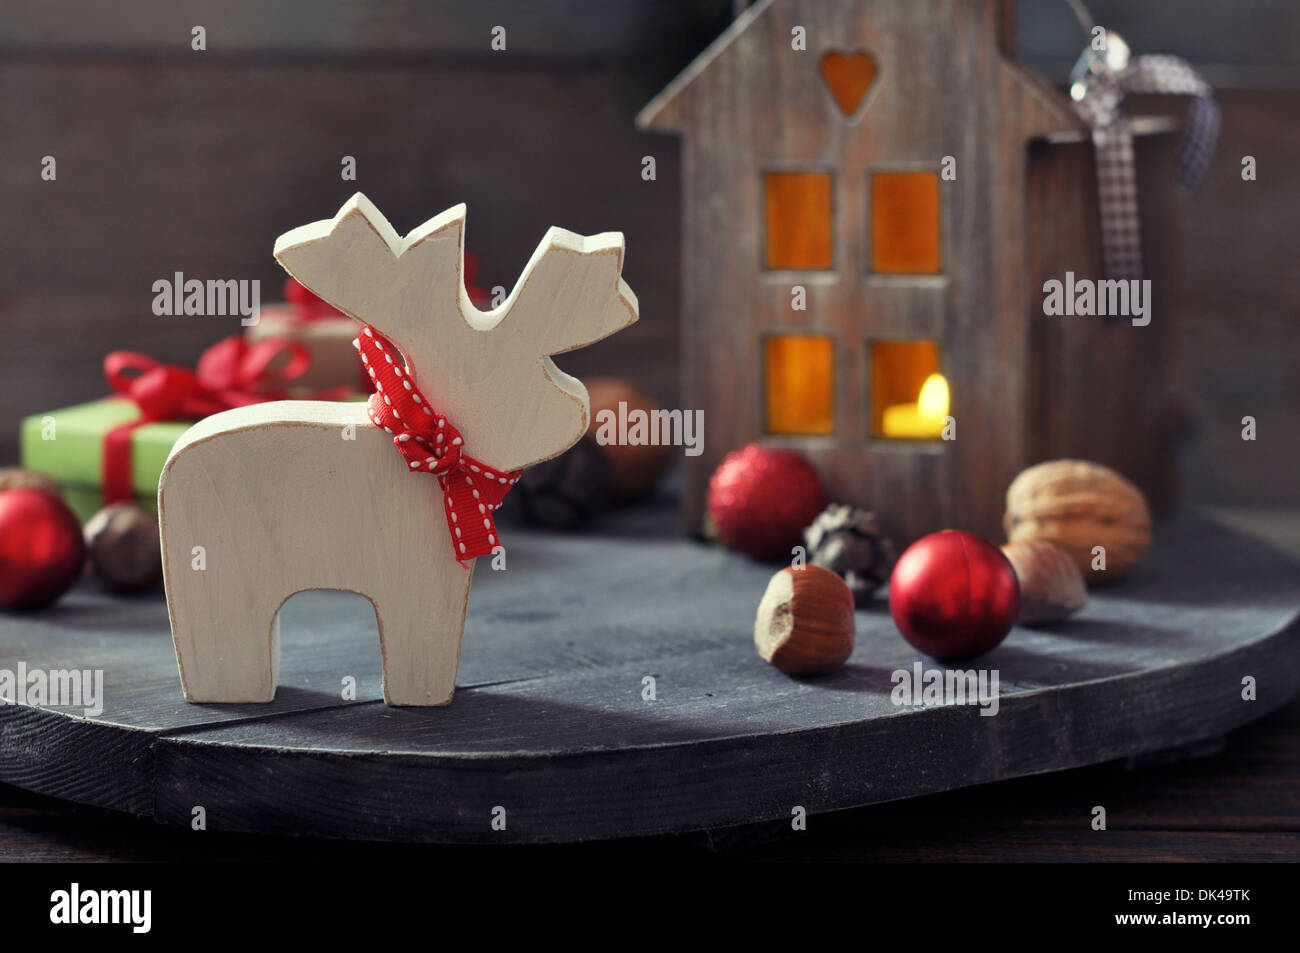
[463,253,492,311]
[355,326,520,564]
[101,336,314,504]
[285,277,344,324]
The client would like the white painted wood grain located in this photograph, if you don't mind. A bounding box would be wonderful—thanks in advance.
[161,195,638,705]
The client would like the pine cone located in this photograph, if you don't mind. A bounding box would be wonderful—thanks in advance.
[496,436,613,530]
[803,503,895,606]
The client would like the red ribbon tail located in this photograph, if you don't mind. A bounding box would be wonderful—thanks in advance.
[103,419,148,505]
[440,468,520,564]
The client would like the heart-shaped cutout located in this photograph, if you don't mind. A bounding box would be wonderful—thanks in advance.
[821,51,877,118]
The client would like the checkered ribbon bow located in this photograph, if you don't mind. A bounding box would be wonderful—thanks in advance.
[1071,34,1219,280]
[355,326,520,564]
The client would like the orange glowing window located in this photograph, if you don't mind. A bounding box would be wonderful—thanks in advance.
[870,171,941,274]
[764,172,833,270]
[870,340,948,440]
[765,335,834,435]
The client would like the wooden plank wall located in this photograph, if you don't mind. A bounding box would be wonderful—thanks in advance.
[0,0,1296,508]
[0,0,701,464]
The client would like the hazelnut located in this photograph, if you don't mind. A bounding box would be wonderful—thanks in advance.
[84,503,163,593]
[1004,459,1151,583]
[0,467,61,499]
[1000,540,1086,624]
[754,565,855,676]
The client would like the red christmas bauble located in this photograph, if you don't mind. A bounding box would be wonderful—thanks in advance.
[707,444,826,561]
[0,488,85,610]
[889,530,1019,661]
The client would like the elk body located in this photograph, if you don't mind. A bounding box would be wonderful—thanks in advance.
[160,194,638,705]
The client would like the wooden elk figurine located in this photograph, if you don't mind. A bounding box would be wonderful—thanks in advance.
[159,194,638,705]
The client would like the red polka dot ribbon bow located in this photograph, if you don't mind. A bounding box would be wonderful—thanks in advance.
[355,326,520,564]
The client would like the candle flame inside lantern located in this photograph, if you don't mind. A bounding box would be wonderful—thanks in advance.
[917,373,949,420]
[881,372,949,439]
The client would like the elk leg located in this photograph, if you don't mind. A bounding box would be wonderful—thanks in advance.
[171,588,282,703]
[370,557,474,707]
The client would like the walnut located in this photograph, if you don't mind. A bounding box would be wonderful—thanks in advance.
[1004,459,1152,583]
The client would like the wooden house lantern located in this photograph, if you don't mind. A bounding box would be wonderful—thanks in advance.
[638,0,1180,547]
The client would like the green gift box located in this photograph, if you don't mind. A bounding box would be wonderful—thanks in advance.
[21,392,369,523]
[20,398,191,523]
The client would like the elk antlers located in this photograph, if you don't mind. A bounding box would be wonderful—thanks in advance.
[273,194,639,472]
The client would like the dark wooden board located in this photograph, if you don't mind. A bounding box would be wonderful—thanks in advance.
[6,694,1300,861]
[1,505,1298,843]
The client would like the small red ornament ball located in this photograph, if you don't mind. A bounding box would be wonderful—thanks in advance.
[0,489,85,610]
[889,530,1020,661]
[707,444,826,561]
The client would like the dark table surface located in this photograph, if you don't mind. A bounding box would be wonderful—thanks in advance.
[2,505,1296,862]
[1,695,1295,862]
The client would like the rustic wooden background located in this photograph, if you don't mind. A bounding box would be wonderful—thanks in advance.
[1,0,1296,508]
